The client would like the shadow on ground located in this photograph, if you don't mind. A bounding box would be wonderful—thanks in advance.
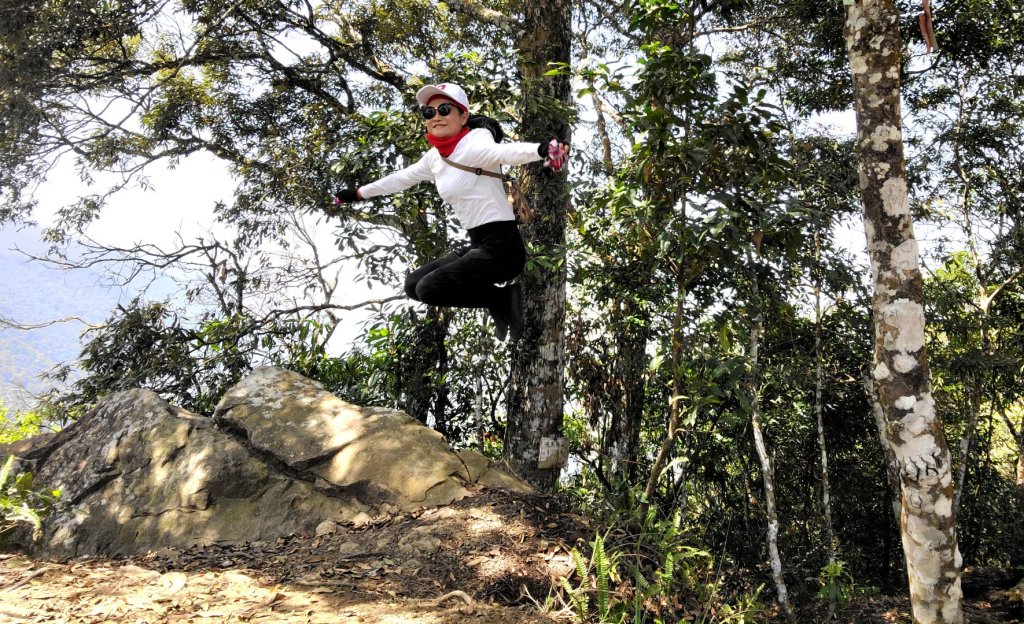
[0,488,591,623]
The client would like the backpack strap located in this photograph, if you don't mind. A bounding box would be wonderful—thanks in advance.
[440,156,510,181]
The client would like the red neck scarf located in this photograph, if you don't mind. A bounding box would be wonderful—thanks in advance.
[426,127,470,157]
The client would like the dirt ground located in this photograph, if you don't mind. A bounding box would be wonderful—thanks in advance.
[826,566,1024,624]
[0,489,592,623]
[1,488,1021,623]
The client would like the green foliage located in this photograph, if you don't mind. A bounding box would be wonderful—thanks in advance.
[560,534,623,623]
[311,318,410,410]
[557,485,765,624]
[48,298,222,414]
[815,560,856,619]
[0,455,60,545]
[0,402,43,445]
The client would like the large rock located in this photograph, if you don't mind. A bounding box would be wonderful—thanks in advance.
[214,367,477,508]
[2,367,528,557]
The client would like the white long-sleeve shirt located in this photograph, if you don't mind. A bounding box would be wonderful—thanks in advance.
[358,128,542,230]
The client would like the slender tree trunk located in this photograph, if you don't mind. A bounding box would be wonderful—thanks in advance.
[746,306,795,623]
[1016,450,1024,565]
[844,2,963,621]
[589,89,615,175]
[863,370,903,527]
[640,275,688,517]
[813,236,836,563]
[1000,400,1024,565]
[403,308,448,427]
[407,211,451,429]
[951,385,982,517]
[503,0,572,490]
[604,303,648,481]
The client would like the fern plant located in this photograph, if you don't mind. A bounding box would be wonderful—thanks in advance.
[592,534,611,618]
[561,533,625,623]
[561,546,591,620]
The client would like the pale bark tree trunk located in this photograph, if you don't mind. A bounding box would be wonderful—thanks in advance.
[746,305,795,623]
[503,0,572,490]
[863,370,904,527]
[844,2,963,622]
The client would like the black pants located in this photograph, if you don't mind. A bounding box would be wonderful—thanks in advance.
[404,220,526,314]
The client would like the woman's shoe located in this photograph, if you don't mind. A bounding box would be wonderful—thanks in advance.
[491,310,509,342]
[508,283,524,341]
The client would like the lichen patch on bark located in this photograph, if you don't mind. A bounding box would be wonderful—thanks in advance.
[895,395,917,410]
[881,299,926,352]
[867,124,901,151]
[891,238,920,274]
[881,177,910,216]
[893,353,918,373]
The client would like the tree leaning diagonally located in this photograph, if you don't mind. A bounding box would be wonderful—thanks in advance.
[843,1,963,622]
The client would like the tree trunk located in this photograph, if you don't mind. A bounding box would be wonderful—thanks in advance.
[502,0,572,490]
[402,307,448,428]
[1016,450,1024,565]
[813,237,836,563]
[863,370,903,528]
[1002,401,1024,565]
[404,209,451,429]
[640,274,689,517]
[604,303,648,481]
[747,307,795,623]
[951,385,981,517]
[844,2,963,622]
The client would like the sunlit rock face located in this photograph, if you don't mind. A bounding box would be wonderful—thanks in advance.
[2,367,528,557]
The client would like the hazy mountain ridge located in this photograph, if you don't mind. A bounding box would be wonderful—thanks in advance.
[0,227,122,409]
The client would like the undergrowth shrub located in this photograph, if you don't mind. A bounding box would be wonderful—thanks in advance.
[557,484,765,623]
[0,455,60,547]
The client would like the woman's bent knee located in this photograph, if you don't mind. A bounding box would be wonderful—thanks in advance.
[414,278,443,306]
[404,274,421,301]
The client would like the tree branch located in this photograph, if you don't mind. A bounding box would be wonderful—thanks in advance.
[443,0,520,34]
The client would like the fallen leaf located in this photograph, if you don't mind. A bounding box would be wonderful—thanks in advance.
[159,572,188,595]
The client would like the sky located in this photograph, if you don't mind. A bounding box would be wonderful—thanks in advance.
[35,152,235,249]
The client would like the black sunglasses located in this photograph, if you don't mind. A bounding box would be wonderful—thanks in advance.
[421,103,458,120]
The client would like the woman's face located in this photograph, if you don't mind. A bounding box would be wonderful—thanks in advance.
[423,97,469,139]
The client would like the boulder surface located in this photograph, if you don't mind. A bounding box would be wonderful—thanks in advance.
[1,367,527,557]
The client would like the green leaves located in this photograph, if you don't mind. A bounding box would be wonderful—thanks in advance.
[0,455,60,545]
[561,534,623,623]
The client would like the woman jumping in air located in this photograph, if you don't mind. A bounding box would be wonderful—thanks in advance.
[333,83,569,341]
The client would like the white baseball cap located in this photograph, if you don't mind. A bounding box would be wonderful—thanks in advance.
[415,83,470,112]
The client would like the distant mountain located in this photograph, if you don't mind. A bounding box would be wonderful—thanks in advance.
[0,226,124,410]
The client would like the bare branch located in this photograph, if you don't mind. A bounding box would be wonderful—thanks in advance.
[0,314,103,331]
[260,295,405,319]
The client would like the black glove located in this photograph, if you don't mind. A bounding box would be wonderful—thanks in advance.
[332,188,360,204]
